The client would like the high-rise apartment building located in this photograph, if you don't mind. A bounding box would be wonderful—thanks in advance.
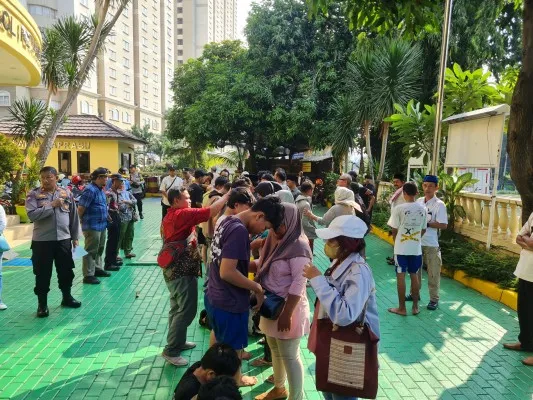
[176,0,238,64]
[0,0,175,134]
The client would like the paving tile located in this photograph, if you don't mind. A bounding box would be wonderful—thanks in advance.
[1,199,533,399]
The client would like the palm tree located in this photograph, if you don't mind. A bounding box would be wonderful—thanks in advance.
[343,48,378,180]
[9,99,49,199]
[330,94,359,173]
[40,27,67,108]
[37,0,131,166]
[371,38,422,180]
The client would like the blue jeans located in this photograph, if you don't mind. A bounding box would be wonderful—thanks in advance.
[323,392,358,400]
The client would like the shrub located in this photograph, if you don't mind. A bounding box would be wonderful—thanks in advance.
[0,134,23,182]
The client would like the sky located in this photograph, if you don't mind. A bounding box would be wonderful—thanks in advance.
[237,0,254,41]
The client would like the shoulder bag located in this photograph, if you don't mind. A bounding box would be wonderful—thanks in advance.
[310,292,379,398]
[250,255,286,320]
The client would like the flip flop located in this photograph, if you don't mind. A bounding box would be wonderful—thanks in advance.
[503,343,523,351]
[250,358,272,367]
[388,308,407,316]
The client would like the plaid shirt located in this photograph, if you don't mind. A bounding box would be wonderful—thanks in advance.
[79,182,108,232]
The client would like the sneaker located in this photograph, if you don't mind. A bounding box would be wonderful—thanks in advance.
[104,265,120,271]
[83,276,101,285]
[427,301,438,311]
[161,353,189,367]
[140,213,144,219]
[95,269,111,277]
[180,341,197,350]
[61,296,82,308]
[0,302,7,310]
[405,294,421,302]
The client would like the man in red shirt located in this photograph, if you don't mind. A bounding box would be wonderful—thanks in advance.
[161,187,230,367]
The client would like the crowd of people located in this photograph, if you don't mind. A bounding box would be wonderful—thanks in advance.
[0,161,531,400]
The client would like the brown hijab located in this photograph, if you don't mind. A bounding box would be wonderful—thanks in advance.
[257,203,312,279]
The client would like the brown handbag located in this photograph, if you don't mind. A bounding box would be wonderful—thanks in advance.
[312,299,379,399]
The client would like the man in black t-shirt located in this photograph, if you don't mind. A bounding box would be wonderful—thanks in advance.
[188,170,207,208]
[173,343,241,400]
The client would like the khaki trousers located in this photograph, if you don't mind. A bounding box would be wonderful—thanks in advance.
[417,246,442,303]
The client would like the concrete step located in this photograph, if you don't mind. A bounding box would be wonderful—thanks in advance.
[3,224,33,243]
[6,215,20,225]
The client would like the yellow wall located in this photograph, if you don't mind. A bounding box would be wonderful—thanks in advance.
[8,136,135,175]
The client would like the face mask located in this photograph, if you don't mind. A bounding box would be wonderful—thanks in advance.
[324,242,340,259]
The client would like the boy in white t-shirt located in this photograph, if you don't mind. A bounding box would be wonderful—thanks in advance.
[388,182,427,316]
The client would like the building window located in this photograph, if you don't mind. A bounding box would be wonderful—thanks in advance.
[177,50,183,56]
[109,50,116,61]
[110,68,116,79]
[124,91,131,101]
[0,91,10,106]
[109,109,119,121]
[77,152,90,173]
[177,28,183,35]
[177,7,183,13]
[123,112,131,123]
[153,87,159,96]
[123,40,130,51]
[123,57,130,68]
[29,5,57,18]
[178,60,183,65]
[143,98,149,107]
[80,101,89,114]
[122,23,129,34]
[123,74,130,84]
[153,73,158,83]
[152,120,159,130]
[154,102,159,111]
[177,18,183,24]
[153,44,158,54]
[142,37,148,47]
[153,29,158,40]
[142,21,148,31]
[143,83,148,92]
[110,86,117,96]
[58,151,72,175]
[123,6,129,17]
[108,33,116,44]
[177,39,183,46]
[143,68,149,78]
[142,6,148,16]
[80,0,89,7]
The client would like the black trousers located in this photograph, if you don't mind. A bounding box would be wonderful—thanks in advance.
[104,212,121,267]
[133,193,144,215]
[31,239,75,298]
[518,278,533,351]
[162,202,170,219]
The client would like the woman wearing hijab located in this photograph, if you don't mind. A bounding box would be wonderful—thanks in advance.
[252,204,312,400]
[305,187,361,227]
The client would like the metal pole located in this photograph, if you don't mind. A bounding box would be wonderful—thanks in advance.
[430,0,454,175]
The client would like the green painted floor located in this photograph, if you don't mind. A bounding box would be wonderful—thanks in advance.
[0,198,532,399]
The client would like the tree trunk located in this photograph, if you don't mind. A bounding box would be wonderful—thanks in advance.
[37,0,129,167]
[359,138,365,174]
[508,0,533,225]
[378,121,390,180]
[363,120,373,181]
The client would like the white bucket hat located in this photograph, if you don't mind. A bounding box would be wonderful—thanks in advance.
[316,215,368,240]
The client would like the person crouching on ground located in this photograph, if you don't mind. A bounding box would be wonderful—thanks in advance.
[252,203,312,400]
[161,187,230,367]
[503,211,533,367]
[173,343,241,400]
[388,182,427,316]
[303,215,380,400]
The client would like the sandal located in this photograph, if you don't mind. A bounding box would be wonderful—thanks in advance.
[265,374,274,384]
[250,357,272,367]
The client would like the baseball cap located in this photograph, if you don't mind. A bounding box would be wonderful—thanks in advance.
[316,215,367,240]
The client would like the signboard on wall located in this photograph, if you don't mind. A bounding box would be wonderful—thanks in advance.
[302,162,311,172]
[445,112,506,168]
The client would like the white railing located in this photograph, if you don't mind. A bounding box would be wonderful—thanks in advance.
[455,192,522,254]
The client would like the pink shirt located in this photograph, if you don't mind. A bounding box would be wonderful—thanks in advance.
[259,256,311,339]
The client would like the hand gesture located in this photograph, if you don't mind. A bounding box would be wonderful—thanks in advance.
[277,311,292,332]
[72,240,79,248]
[303,263,321,280]
[50,198,63,208]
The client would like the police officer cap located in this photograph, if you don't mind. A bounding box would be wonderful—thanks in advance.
[90,167,108,180]
[423,175,439,184]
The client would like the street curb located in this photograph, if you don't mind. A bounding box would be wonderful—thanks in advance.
[371,224,518,311]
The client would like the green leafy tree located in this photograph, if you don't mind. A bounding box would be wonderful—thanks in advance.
[0,135,23,182]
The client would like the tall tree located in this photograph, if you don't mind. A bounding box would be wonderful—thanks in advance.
[37,0,130,166]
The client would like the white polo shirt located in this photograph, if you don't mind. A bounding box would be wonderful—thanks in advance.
[160,175,183,206]
[417,196,448,247]
[515,212,533,282]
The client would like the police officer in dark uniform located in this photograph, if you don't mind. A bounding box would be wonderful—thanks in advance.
[26,166,81,318]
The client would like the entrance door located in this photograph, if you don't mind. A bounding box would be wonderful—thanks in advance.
[58,151,72,175]
[121,153,131,169]
[77,151,90,173]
